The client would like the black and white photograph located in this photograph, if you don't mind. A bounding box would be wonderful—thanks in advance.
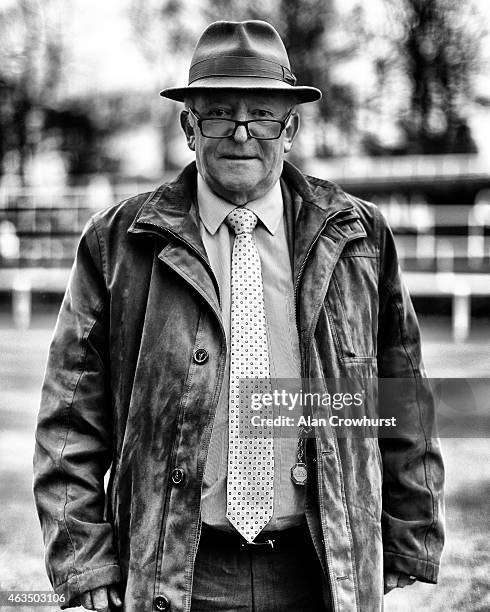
[0,1,489,611]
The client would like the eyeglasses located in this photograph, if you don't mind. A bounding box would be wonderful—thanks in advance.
[188,108,294,140]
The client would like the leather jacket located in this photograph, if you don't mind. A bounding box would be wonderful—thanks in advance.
[34,161,444,611]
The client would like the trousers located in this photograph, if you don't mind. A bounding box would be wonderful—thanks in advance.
[190,523,331,612]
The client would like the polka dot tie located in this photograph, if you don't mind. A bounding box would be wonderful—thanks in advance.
[225,207,274,542]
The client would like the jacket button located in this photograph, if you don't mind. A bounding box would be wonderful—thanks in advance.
[171,467,185,486]
[154,595,170,611]
[193,348,209,364]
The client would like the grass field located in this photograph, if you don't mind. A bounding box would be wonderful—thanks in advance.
[0,314,489,611]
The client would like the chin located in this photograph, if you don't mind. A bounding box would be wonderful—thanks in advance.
[224,181,256,192]
[214,179,258,196]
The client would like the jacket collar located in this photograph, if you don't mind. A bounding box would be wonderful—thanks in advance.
[128,160,360,245]
[128,162,209,262]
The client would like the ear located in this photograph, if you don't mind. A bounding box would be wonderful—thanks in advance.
[283,111,300,153]
[180,110,196,151]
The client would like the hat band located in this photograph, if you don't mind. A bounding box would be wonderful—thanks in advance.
[188,56,297,86]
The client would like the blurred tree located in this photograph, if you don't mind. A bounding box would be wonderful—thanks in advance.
[0,0,127,183]
[0,0,65,183]
[364,0,484,155]
[128,0,205,171]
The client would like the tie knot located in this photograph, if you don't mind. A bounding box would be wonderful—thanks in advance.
[225,208,258,235]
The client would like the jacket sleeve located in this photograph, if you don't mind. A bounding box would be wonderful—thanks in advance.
[376,212,445,584]
[33,218,121,609]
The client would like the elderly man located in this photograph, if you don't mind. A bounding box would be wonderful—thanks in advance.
[34,20,444,612]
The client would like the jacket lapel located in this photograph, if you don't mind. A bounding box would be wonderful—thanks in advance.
[127,163,222,326]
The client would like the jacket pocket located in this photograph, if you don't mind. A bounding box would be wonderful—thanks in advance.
[323,256,379,361]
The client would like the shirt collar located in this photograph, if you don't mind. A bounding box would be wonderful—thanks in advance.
[197,173,283,236]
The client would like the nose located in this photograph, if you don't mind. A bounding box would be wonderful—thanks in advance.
[233,124,249,144]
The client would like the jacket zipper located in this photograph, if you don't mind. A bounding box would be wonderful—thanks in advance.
[294,206,355,377]
[294,206,355,612]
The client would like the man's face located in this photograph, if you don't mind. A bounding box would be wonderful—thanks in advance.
[181,91,299,205]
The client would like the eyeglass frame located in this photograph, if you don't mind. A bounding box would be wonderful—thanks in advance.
[187,107,295,141]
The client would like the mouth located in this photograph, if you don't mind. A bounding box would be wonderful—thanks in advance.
[220,154,258,160]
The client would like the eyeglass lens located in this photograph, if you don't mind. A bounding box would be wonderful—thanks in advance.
[201,119,283,139]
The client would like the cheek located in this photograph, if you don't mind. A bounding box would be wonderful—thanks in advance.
[262,144,284,173]
[196,143,217,172]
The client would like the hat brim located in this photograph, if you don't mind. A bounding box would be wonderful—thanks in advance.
[160,76,322,104]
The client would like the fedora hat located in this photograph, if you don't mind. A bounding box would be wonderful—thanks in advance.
[160,20,322,104]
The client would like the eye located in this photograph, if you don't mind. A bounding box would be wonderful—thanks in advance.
[206,108,232,118]
[251,109,274,119]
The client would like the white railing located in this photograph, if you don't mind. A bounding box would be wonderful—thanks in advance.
[306,153,490,182]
